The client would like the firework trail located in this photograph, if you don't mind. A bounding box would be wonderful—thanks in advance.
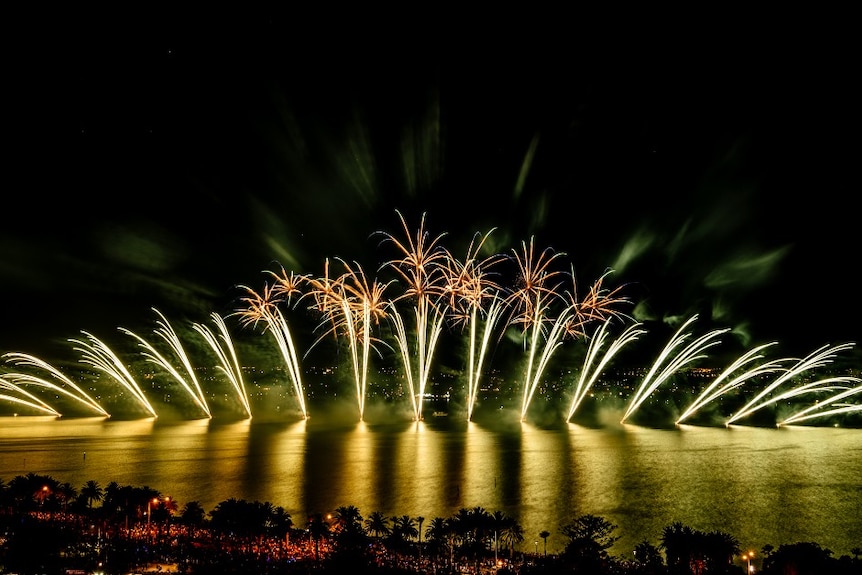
[504,239,629,422]
[440,229,506,421]
[70,331,158,418]
[567,319,646,422]
[736,376,860,424]
[778,380,862,425]
[465,295,505,421]
[377,211,450,421]
[675,342,788,424]
[520,303,571,421]
[193,312,252,419]
[120,308,211,419]
[560,268,630,341]
[726,342,856,425]
[503,237,568,422]
[621,315,728,424]
[0,375,62,416]
[235,283,308,419]
[3,352,110,417]
[307,258,392,421]
[388,301,448,420]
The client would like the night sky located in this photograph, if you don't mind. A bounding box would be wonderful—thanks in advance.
[3,17,859,371]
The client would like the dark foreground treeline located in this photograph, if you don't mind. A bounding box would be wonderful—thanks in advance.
[0,473,859,575]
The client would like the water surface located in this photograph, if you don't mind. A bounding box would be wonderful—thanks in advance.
[1,414,859,558]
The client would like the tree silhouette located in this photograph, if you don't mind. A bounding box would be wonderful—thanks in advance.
[178,500,206,526]
[364,510,390,539]
[761,541,834,575]
[633,540,665,574]
[560,514,619,572]
[80,479,103,509]
[306,512,331,562]
[500,519,524,559]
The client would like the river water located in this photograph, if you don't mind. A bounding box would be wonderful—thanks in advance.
[1,412,859,560]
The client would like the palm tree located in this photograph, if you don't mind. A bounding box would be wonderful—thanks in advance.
[392,514,418,543]
[80,480,103,509]
[306,512,331,562]
[364,510,390,539]
[333,505,364,535]
[661,521,697,572]
[539,530,550,556]
[424,516,451,568]
[702,530,740,572]
[0,478,9,514]
[178,501,206,526]
[499,519,524,559]
[56,482,77,513]
[490,510,507,558]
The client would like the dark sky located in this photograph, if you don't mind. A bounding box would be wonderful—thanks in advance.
[3,17,859,370]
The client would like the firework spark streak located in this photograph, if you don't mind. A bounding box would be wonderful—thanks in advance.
[732,376,860,426]
[120,308,212,419]
[779,382,862,425]
[465,296,505,421]
[378,211,450,421]
[567,320,646,422]
[304,258,392,421]
[675,342,789,424]
[1,215,855,425]
[388,301,448,421]
[343,298,371,420]
[70,331,158,418]
[2,352,110,417]
[235,284,308,419]
[521,303,571,421]
[269,307,308,419]
[621,315,729,424]
[441,229,506,422]
[0,375,62,416]
[504,238,568,423]
[726,342,856,425]
[193,312,252,419]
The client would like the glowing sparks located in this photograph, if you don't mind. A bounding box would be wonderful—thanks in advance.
[378,211,451,421]
[621,315,729,424]
[440,229,506,421]
[121,308,212,419]
[0,214,856,427]
[725,343,856,425]
[567,319,646,422]
[778,381,862,425]
[70,331,158,418]
[306,258,393,421]
[193,312,252,419]
[2,352,110,417]
[675,342,788,424]
[236,284,308,419]
[0,375,62,416]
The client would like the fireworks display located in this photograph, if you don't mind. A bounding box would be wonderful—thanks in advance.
[0,214,858,428]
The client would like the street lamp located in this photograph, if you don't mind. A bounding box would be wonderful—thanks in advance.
[147,497,158,527]
[494,531,498,565]
[742,551,754,573]
[535,540,538,555]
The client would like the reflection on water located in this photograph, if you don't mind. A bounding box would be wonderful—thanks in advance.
[0,414,859,557]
